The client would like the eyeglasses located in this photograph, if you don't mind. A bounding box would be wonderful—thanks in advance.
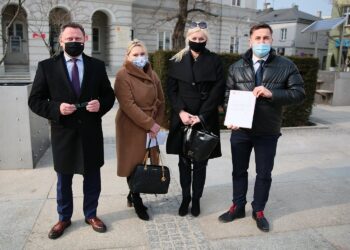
[189,21,207,29]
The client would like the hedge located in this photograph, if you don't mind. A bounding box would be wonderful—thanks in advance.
[150,50,318,129]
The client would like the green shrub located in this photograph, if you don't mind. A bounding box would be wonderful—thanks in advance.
[330,54,337,67]
[150,51,318,128]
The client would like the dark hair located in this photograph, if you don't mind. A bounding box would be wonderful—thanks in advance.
[61,22,85,36]
[249,23,273,36]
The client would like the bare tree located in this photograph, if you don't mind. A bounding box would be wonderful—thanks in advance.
[29,0,85,57]
[0,0,26,65]
[172,0,218,50]
[148,0,218,51]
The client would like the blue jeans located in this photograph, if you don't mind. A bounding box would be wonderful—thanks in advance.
[230,130,280,212]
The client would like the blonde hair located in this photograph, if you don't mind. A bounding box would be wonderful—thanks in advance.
[125,39,148,60]
[171,27,209,62]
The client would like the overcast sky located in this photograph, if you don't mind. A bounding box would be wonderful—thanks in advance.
[256,0,333,17]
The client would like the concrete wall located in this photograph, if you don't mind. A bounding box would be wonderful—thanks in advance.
[0,84,50,169]
[333,72,350,106]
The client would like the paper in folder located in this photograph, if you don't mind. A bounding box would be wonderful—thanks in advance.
[224,90,256,129]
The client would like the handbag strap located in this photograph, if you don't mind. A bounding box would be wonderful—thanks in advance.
[143,138,167,182]
[198,117,210,133]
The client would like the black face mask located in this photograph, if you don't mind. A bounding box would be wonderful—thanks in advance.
[189,40,206,53]
[64,42,84,57]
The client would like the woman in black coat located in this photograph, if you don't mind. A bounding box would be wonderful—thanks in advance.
[166,21,225,217]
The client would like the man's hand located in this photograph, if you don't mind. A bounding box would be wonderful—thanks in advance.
[226,124,240,130]
[253,86,272,98]
[86,99,100,112]
[60,103,76,115]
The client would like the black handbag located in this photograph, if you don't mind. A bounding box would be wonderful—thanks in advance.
[128,140,170,194]
[182,120,219,161]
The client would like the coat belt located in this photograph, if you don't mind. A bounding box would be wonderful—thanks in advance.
[140,99,161,118]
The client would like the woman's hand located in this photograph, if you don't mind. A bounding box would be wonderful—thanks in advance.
[190,115,201,126]
[179,110,193,125]
[150,122,160,138]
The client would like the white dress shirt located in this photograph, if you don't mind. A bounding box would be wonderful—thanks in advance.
[64,53,84,86]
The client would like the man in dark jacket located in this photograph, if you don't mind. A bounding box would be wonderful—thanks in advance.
[218,23,305,232]
[28,23,115,239]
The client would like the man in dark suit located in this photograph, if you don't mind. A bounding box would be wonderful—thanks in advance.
[28,22,115,239]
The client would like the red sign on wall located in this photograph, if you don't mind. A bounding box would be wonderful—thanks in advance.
[32,33,46,39]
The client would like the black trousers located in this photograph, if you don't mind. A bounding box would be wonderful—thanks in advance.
[230,130,280,212]
[178,156,208,199]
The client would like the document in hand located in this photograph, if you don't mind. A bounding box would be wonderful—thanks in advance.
[224,90,256,129]
[146,130,169,148]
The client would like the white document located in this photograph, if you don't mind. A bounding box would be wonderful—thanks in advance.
[224,90,256,129]
[146,130,169,148]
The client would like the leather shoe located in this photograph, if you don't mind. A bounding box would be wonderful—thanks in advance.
[252,211,269,232]
[85,217,107,233]
[218,204,245,223]
[48,220,71,239]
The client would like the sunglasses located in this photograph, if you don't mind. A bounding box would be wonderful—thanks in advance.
[189,21,207,29]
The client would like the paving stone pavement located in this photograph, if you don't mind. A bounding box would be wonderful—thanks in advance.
[1,104,350,250]
[143,185,210,250]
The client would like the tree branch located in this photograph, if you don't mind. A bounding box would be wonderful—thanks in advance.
[0,0,25,65]
[187,8,218,17]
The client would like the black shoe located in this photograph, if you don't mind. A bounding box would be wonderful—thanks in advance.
[178,196,191,216]
[252,211,269,232]
[218,204,245,223]
[127,192,133,207]
[132,193,149,221]
[127,192,147,210]
[191,198,200,217]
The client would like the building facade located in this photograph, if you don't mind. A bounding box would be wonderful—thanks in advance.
[0,0,133,79]
[257,5,329,69]
[327,0,350,70]
[0,0,258,80]
[132,0,257,54]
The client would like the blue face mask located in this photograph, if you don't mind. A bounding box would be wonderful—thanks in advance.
[132,55,148,68]
[252,44,271,58]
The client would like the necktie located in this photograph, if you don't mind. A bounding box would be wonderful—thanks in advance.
[255,60,264,86]
[71,58,81,96]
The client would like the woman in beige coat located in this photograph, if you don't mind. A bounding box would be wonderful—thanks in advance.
[114,39,165,221]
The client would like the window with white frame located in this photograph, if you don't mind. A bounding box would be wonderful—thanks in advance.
[280,28,287,41]
[310,32,317,43]
[92,27,100,52]
[230,36,239,53]
[7,22,24,52]
[232,0,241,6]
[158,31,172,50]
